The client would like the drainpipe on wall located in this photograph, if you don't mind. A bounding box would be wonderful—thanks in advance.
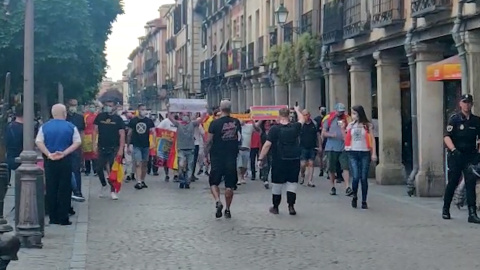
[452,0,468,95]
[319,45,330,111]
[405,18,418,197]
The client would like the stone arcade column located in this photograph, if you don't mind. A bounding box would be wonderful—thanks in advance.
[373,51,405,185]
[230,83,238,112]
[327,63,349,107]
[465,31,480,107]
[260,77,273,105]
[414,43,445,197]
[304,71,322,114]
[348,57,372,119]
[237,82,246,112]
[288,81,304,108]
[273,73,288,105]
[245,79,253,110]
[252,78,261,106]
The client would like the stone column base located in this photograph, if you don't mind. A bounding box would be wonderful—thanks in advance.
[415,170,445,197]
[375,163,405,185]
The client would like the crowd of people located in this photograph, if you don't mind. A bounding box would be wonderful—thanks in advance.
[7,93,480,225]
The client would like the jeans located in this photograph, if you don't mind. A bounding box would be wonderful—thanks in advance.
[85,159,97,175]
[260,154,272,182]
[250,148,259,177]
[178,149,195,184]
[96,147,118,192]
[348,151,371,202]
[71,150,82,195]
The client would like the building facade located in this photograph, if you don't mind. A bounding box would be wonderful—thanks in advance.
[127,4,171,110]
[164,0,203,99]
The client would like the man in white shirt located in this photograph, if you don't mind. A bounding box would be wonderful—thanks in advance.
[237,121,259,185]
[158,113,179,182]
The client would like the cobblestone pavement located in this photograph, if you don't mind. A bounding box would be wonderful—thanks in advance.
[8,173,90,270]
[86,171,480,270]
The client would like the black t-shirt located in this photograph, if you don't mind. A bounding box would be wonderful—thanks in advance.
[94,112,126,148]
[300,121,318,149]
[66,113,85,132]
[128,117,155,148]
[314,115,324,133]
[267,122,302,161]
[208,116,241,159]
[5,121,23,158]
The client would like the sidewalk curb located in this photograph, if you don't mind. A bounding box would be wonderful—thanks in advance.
[69,178,90,270]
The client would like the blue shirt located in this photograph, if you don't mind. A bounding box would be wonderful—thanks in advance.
[323,115,345,152]
[36,119,80,153]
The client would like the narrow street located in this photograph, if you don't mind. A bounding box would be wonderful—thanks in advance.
[84,172,480,270]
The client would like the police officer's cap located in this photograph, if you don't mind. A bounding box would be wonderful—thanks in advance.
[461,94,473,103]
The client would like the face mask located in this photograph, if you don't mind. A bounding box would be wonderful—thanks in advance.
[182,115,190,122]
[352,114,358,121]
[139,110,147,117]
[104,106,112,113]
[89,107,95,113]
[68,106,77,113]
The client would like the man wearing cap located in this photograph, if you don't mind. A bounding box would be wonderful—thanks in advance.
[443,94,480,223]
[321,103,353,196]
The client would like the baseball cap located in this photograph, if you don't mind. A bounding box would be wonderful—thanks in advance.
[461,94,473,103]
[334,103,346,112]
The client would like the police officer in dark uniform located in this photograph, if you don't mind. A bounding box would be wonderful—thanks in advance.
[443,94,480,223]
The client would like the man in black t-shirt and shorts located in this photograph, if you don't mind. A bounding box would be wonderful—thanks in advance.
[93,99,126,200]
[205,100,241,219]
[258,106,305,215]
[127,104,155,190]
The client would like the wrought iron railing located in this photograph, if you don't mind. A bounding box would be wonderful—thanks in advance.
[411,0,452,18]
[343,0,370,39]
[322,1,343,44]
[372,0,404,28]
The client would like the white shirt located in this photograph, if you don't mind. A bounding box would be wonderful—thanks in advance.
[194,125,205,147]
[240,123,254,149]
[158,118,177,132]
[347,122,370,152]
[35,126,82,144]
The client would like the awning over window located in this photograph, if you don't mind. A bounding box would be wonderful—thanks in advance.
[427,55,461,81]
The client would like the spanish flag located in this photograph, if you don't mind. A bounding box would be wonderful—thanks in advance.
[108,156,124,193]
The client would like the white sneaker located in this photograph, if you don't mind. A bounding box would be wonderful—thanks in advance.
[99,186,108,198]
[110,192,118,200]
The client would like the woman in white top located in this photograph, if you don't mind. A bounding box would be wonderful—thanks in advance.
[343,105,377,209]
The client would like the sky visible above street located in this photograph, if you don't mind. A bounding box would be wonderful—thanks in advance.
[105,0,175,81]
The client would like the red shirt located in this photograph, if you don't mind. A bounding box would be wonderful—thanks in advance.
[250,131,261,149]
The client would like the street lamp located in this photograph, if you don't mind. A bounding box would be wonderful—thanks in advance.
[16,0,43,248]
[275,3,300,33]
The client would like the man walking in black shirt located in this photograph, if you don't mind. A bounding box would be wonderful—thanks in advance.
[205,100,241,219]
[66,99,86,202]
[127,104,155,190]
[299,109,320,187]
[5,104,23,183]
[93,99,126,200]
[258,106,305,215]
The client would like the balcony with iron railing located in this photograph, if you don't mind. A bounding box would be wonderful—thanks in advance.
[247,42,255,69]
[220,51,228,74]
[322,1,344,44]
[211,55,218,76]
[411,0,452,18]
[144,53,158,72]
[343,0,370,39]
[372,0,404,28]
[257,36,264,66]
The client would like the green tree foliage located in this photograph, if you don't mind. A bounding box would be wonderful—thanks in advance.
[278,42,299,84]
[265,44,280,65]
[294,32,321,78]
[0,0,124,105]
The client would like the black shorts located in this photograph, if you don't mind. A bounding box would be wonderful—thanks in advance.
[271,159,301,184]
[209,156,238,189]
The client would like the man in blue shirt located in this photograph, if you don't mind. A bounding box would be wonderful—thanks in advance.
[36,104,82,226]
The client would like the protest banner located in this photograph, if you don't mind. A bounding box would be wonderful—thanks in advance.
[250,105,288,120]
[231,113,251,122]
[155,128,178,170]
[169,98,207,113]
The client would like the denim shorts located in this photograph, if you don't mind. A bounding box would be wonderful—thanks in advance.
[300,148,316,161]
[133,147,149,162]
[237,149,250,168]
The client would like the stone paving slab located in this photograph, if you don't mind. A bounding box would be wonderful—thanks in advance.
[85,172,480,270]
[7,175,91,270]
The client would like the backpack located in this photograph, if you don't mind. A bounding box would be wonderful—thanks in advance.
[276,123,300,160]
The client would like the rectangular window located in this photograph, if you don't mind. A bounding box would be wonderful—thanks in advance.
[301,11,313,33]
[344,0,361,29]
[283,21,293,43]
